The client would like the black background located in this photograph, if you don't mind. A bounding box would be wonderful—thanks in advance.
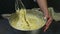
[0,0,60,14]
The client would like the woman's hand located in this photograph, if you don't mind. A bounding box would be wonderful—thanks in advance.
[37,0,53,32]
[43,14,53,32]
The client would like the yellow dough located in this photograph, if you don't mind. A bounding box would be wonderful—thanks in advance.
[9,9,46,31]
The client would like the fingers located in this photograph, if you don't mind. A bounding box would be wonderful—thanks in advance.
[46,17,52,26]
[44,17,52,32]
[44,25,49,32]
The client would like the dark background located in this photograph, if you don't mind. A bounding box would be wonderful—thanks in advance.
[0,0,60,14]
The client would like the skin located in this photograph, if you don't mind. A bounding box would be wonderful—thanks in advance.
[37,0,53,32]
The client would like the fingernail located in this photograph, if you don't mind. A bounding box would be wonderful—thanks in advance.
[44,17,47,19]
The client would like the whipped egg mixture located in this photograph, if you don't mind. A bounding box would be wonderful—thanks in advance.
[9,9,46,31]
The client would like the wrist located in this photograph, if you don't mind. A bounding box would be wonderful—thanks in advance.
[44,12,49,16]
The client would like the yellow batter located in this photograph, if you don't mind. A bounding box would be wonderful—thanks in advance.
[9,9,46,31]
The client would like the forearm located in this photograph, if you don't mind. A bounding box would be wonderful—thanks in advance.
[37,0,49,15]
